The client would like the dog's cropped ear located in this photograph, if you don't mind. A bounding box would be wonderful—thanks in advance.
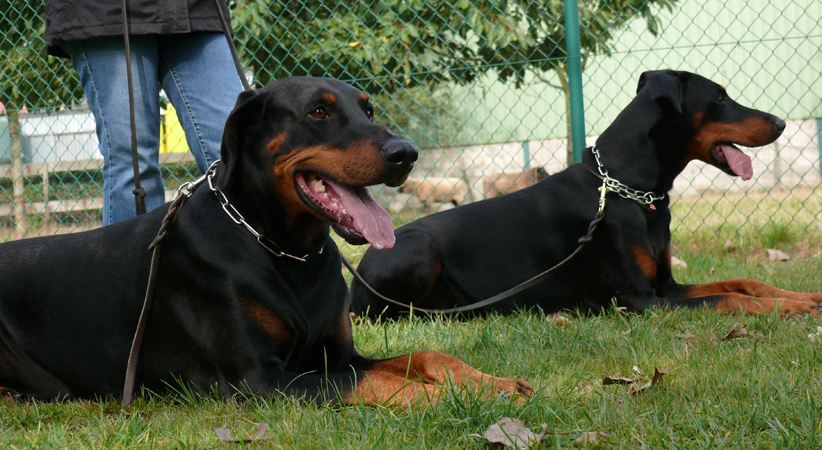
[217,89,262,189]
[636,70,684,114]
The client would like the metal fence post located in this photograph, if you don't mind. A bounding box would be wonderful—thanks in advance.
[564,0,586,163]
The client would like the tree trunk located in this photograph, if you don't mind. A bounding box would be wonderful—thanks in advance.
[9,110,28,240]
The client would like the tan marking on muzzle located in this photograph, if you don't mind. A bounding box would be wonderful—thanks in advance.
[686,117,778,164]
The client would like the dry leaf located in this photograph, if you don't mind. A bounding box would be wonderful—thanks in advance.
[767,249,790,262]
[546,313,570,327]
[214,423,269,443]
[629,368,669,395]
[709,266,715,276]
[470,418,548,449]
[723,239,736,252]
[670,256,688,269]
[602,375,636,386]
[723,323,748,341]
[574,430,608,447]
[214,428,234,441]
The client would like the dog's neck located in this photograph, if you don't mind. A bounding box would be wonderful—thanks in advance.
[582,141,661,192]
[216,181,329,261]
[592,123,689,195]
[590,85,702,194]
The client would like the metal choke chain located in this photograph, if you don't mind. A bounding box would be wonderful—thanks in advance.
[202,162,310,262]
[592,146,665,207]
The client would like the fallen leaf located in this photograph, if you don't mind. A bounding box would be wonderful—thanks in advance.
[602,375,636,386]
[723,239,736,252]
[629,368,669,395]
[670,256,688,269]
[574,430,608,447]
[767,249,790,262]
[214,428,233,442]
[723,323,748,341]
[709,266,715,276]
[470,418,548,449]
[215,423,269,443]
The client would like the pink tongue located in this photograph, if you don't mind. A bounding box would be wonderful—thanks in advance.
[720,145,753,181]
[326,180,395,250]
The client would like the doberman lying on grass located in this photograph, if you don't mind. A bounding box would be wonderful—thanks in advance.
[0,77,531,406]
[351,70,822,319]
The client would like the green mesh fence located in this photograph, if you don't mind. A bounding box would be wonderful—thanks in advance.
[1,0,821,243]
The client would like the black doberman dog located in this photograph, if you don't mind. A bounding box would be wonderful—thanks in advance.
[351,70,822,318]
[0,77,531,406]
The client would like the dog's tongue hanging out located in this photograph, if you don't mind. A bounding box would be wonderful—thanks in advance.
[298,173,395,250]
[331,181,395,249]
[717,144,753,180]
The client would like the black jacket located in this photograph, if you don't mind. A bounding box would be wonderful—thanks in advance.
[45,0,232,58]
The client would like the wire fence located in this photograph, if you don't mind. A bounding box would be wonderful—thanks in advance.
[1,0,821,243]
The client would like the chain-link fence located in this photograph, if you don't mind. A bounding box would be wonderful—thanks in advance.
[1,0,821,242]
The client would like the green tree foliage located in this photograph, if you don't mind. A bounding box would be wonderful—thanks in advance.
[0,1,82,111]
[231,0,676,152]
[231,0,676,93]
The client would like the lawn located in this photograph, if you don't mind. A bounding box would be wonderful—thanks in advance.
[1,191,822,449]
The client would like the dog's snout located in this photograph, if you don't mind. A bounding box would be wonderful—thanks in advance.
[381,138,418,169]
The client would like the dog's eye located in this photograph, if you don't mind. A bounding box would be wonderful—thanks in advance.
[717,93,727,104]
[366,106,374,121]
[310,107,328,119]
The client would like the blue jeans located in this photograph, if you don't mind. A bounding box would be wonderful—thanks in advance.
[64,33,243,225]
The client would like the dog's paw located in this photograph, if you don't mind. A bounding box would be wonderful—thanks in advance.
[780,299,822,317]
[493,378,533,405]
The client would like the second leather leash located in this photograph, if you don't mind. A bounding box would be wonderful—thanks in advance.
[344,174,610,315]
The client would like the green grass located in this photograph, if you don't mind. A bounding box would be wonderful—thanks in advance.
[2,244,821,448]
[2,189,822,448]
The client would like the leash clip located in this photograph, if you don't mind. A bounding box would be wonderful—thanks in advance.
[591,146,664,211]
[597,177,609,217]
[175,160,219,200]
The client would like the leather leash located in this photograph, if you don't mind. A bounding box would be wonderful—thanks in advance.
[348,146,663,315]
[121,0,248,408]
[122,0,146,216]
[343,208,604,315]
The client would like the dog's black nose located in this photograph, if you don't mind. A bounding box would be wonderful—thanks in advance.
[774,118,786,133]
[381,138,418,169]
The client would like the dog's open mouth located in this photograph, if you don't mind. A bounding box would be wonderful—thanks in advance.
[295,172,395,250]
[711,143,753,181]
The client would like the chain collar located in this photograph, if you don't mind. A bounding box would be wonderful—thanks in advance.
[176,161,318,263]
[591,146,665,212]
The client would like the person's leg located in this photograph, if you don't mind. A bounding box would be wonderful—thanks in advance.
[65,36,165,226]
[158,32,244,174]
